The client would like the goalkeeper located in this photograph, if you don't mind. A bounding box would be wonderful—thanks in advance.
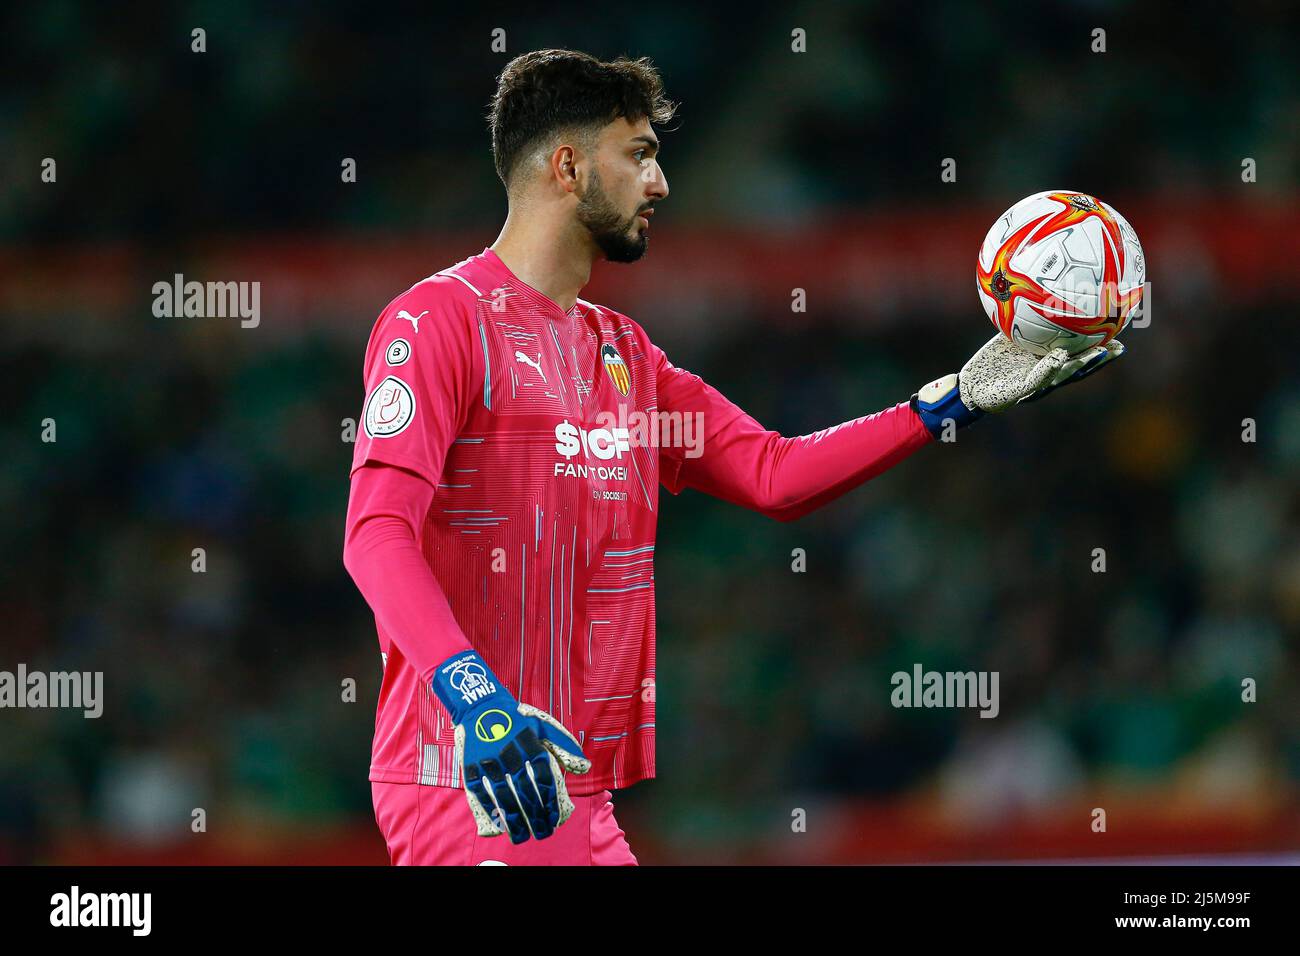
[342,49,1122,865]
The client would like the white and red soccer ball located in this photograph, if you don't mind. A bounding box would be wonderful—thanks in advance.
[977,190,1146,356]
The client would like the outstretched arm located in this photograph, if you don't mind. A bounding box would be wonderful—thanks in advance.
[654,344,933,522]
[654,333,1124,522]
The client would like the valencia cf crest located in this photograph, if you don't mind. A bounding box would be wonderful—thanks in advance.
[601,343,631,397]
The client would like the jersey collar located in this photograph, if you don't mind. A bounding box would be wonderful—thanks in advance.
[479,247,582,322]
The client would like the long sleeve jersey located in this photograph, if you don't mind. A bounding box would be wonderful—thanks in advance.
[343,247,933,792]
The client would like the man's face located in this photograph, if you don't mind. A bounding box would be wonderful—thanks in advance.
[575,116,669,263]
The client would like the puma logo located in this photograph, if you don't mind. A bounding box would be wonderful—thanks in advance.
[396,309,428,333]
[514,350,546,382]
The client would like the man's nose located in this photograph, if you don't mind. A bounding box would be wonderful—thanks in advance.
[646,163,668,201]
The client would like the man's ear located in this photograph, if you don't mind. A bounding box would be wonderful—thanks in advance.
[551,144,580,194]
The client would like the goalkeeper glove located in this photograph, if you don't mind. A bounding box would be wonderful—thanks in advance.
[431,650,591,844]
[912,333,1124,438]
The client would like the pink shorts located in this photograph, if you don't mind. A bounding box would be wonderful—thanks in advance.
[371,781,638,866]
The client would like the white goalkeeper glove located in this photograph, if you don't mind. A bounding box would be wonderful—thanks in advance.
[911,333,1125,437]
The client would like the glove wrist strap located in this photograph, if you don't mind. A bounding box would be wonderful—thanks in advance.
[430,650,511,724]
[911,373,983,438]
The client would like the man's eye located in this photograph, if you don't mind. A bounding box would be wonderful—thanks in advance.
[633,150,646,162]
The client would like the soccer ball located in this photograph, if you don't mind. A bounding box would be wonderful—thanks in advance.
[976,190,1146,356]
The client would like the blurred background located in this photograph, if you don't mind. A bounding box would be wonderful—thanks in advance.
[1,1,1297,864]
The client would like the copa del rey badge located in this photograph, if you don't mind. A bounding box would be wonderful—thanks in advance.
[364,376,416,438]
[601,343,631,397]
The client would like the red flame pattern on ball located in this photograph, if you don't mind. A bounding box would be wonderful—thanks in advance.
[976,192,1143,347]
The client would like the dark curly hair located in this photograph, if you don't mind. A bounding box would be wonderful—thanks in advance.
[488,49,677,189]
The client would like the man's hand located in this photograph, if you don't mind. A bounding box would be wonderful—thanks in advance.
[960,333,1125,412]
[431,651,591,844]
[912,333,1124,437]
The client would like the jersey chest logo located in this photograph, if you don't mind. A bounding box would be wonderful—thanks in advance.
[601,343,631,397]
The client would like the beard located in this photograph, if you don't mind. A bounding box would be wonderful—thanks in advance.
[576,171,649,263]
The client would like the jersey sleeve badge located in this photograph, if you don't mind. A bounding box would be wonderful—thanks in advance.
[363,375,417,438]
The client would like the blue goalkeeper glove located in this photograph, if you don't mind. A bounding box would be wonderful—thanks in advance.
[912,333,1124,438]
[431,650,591,844]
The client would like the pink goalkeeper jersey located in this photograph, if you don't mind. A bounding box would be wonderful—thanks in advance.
[346,247,933,794]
